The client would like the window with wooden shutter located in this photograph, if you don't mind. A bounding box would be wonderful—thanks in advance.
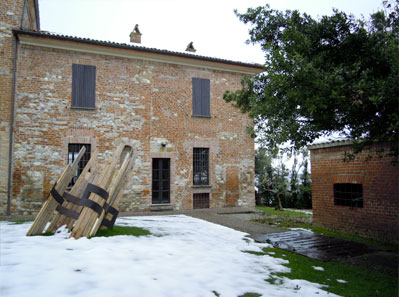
[192,77,210,117]
[72,64,96,109]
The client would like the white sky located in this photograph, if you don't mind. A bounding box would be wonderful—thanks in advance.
[39,0,384,64]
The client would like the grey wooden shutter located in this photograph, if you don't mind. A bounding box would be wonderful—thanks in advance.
[201,79,210,116]
[192,78,210,116]
[72,64,96,108]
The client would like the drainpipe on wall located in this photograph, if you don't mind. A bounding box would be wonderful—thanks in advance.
[6,0,27,215]
[7,36,19,216]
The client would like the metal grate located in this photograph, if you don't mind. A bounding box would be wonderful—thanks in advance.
[68,143,91,187]
[193,148,209,185]
[334,183,363,207]
[193,193,210,209]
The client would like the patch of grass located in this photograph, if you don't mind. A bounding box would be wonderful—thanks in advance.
[255,206,311,218]
[239,293,261,297]
[39,231,55,236]
[93,225,151,237]
[8,220,32,225]
[257,247,398,297]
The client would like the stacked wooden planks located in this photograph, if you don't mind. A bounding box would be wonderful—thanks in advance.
[26,143,135,239]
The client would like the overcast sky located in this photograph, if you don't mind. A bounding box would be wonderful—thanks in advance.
[39,0,384,64]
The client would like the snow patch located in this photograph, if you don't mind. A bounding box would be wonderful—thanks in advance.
[0,215,339,297]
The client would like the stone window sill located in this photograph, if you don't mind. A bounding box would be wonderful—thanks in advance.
[71,106,96,111]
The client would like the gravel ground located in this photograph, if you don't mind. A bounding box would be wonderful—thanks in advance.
[121,207,285,237]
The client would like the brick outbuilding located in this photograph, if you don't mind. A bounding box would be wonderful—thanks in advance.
[1,0,263,215]
[309,141,398,243]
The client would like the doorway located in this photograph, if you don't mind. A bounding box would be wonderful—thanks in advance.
[152,158,170,204]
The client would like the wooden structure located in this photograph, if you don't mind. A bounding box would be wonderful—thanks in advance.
[27,143,135,239]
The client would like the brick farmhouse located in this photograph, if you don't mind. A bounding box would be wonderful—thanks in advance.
[309,141,398,243]
[1,0,263,215]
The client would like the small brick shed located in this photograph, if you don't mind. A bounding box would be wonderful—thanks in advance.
[309,141,398,243]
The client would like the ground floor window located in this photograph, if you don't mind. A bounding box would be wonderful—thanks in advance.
[193,148,209,185]
[193,193,210,209]
[334,183,363,207]
[68,143,91,187]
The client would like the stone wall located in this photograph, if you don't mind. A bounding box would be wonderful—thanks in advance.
[310,143,398,243]
[6,38,255,214]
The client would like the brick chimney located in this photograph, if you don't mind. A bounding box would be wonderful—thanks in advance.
[130,24,142,44]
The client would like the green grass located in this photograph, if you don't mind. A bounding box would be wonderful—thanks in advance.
[93,225,151,237]
[8,220,33,225]
[255,206,311,218]
[248,247,398,297]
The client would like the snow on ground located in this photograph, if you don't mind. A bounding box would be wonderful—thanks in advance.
[0,215,339,297]
[285,208,313,215]
[312,266,325,271]
[336,279,347,284]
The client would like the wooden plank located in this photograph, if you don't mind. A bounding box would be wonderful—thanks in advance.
[90,148,135,236]
[46,150,99,233]
[26,146,86,236]
[70,144,127,239]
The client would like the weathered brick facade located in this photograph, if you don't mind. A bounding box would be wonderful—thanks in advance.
[309,142,398,243]
[1,1,261,215]
[1,0,39,215]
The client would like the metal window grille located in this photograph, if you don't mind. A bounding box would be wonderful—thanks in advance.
[334,183,363,208]
[68,143,91,187]
[193,193,210,209]
[193,148,209,185]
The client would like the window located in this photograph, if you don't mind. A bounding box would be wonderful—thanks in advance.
[72,64,96,109]
[193,148,209,185]
[192,77,210,117]
[193,193,210,209]
[68,144,91,187]
[334,183,363,207]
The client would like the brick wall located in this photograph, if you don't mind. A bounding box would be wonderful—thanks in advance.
[3,35,256,214]
[310,143,398,243]
[0,0,38,213]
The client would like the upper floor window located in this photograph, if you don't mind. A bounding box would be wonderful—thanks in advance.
[72,64,96,109]
[193,148,209,185]
[192,78,210,117]
[334,183,363,208]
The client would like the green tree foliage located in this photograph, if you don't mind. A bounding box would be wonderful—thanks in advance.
[225,2,399,157]
[255,148,311,209]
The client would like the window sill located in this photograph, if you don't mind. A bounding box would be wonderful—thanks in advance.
[71,106,96,111]
[191,185,212,188]
[191,115,211,118]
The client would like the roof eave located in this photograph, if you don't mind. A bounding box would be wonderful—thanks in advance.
[13,29,264,75]
[308,140,354,150]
